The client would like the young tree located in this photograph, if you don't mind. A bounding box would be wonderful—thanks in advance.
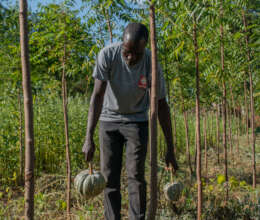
[242,9,256,188]
[203,110,208,179]
[181,95,193,175]
[147,2,158,220]
[220,0,229,201]
[193,9,202,220]
[216,103,220,164]
[19,0,35,219]
[61,10,71,218]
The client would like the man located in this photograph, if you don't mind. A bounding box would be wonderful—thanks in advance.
[82,23,178,220]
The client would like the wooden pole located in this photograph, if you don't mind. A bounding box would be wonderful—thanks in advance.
[193,12,202,219]
[19,0,35,219]
[147,3,158,220]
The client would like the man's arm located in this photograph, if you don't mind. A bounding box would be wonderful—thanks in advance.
[82,79,107,162]
[158,98,178,171]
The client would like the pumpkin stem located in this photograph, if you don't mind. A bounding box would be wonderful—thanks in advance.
[89,162,93,175]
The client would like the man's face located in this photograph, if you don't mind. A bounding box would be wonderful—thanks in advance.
[122,37,147,66]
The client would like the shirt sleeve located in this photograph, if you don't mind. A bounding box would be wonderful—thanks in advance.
[92,47,111,81]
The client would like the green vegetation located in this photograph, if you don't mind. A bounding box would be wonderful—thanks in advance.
[0,0,259,219]
[0,88,259,219]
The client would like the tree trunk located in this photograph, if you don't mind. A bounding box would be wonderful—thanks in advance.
[210,111,214,147]
[193,13,202,220]
[172,107,177,154]
[203,110,208,180]
[220,0,228,201]
[228,103,233,158]
[19,0,35,219]
[236,116,240,157]
[182,97,193,175]
[164,43,170,106]
[244,79,249,144]
[18,88,24,186]
[216,103,220,164]
[104,8,113,43]
[147,3,158,220]
[62,32,71,218]
[242,10,256,188]
[230,87,239,157]
[194,120,197,171]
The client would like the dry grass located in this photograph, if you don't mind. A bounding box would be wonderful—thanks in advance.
[0,134,259,219]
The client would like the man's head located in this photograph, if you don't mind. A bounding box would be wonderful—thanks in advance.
[122,23,148,66]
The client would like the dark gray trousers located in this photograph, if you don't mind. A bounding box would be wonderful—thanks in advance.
[99,121,148,220]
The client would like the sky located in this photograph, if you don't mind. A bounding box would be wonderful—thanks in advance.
[2,0,84,13]
[2,0,146,11]
[2,0,147,44]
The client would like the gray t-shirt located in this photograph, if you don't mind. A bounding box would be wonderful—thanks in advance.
[92,42,166,122]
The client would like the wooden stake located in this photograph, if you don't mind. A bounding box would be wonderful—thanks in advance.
[147,2,158,220]
[19,0,35,219]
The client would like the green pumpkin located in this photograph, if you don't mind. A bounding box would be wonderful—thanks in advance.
[163,181,183,201]
[74,169,106,200]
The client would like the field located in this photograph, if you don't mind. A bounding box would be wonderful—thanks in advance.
[1,0,260,219]
[0,93,259,220]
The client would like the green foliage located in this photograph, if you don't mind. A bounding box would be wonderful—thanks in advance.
[217,174,226,185]
[29,3,97,95]
[0,0,259,218]
[0,87,94,184]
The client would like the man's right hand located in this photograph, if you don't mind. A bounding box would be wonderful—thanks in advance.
[82,137,96,162]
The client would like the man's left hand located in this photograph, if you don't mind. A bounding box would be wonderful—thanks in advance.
[165,150,179,172]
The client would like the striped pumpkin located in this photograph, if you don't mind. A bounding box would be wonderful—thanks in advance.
[163,181,183,202]
[74,169,106,200]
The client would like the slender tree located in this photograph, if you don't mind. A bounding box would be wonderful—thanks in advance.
[62,41,71,219]
[203,110,208,180]
[19,0,35,219]
[18,87,24,185]
[220,0,228,201]
[182,96,193,175]
[228,102,233,157]
[193,9,202,220]
[172,105,177,154]
[103,7,113,43]
[242,9,256,188]
[244,77,250,144]
[147,2,158,219]
[216,103,220,164]
[61,11,71,218]
[230,87,240,157]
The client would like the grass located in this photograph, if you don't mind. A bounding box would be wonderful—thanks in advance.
[0,91,260,219]
[0,134,259,219]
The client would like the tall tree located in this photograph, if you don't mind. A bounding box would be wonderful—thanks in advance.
[61,10,71,218]
[216,103,220,164]
[242,9,256,188]
[193,9,202,219]
[19,0,35,219]
[181,95,193,175]
[147,2,158,220]
[220,0,228,201]
[203,110,208,179]
[244,76,250,144]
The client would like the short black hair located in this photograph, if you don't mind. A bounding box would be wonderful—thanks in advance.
[123,23,149,43]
